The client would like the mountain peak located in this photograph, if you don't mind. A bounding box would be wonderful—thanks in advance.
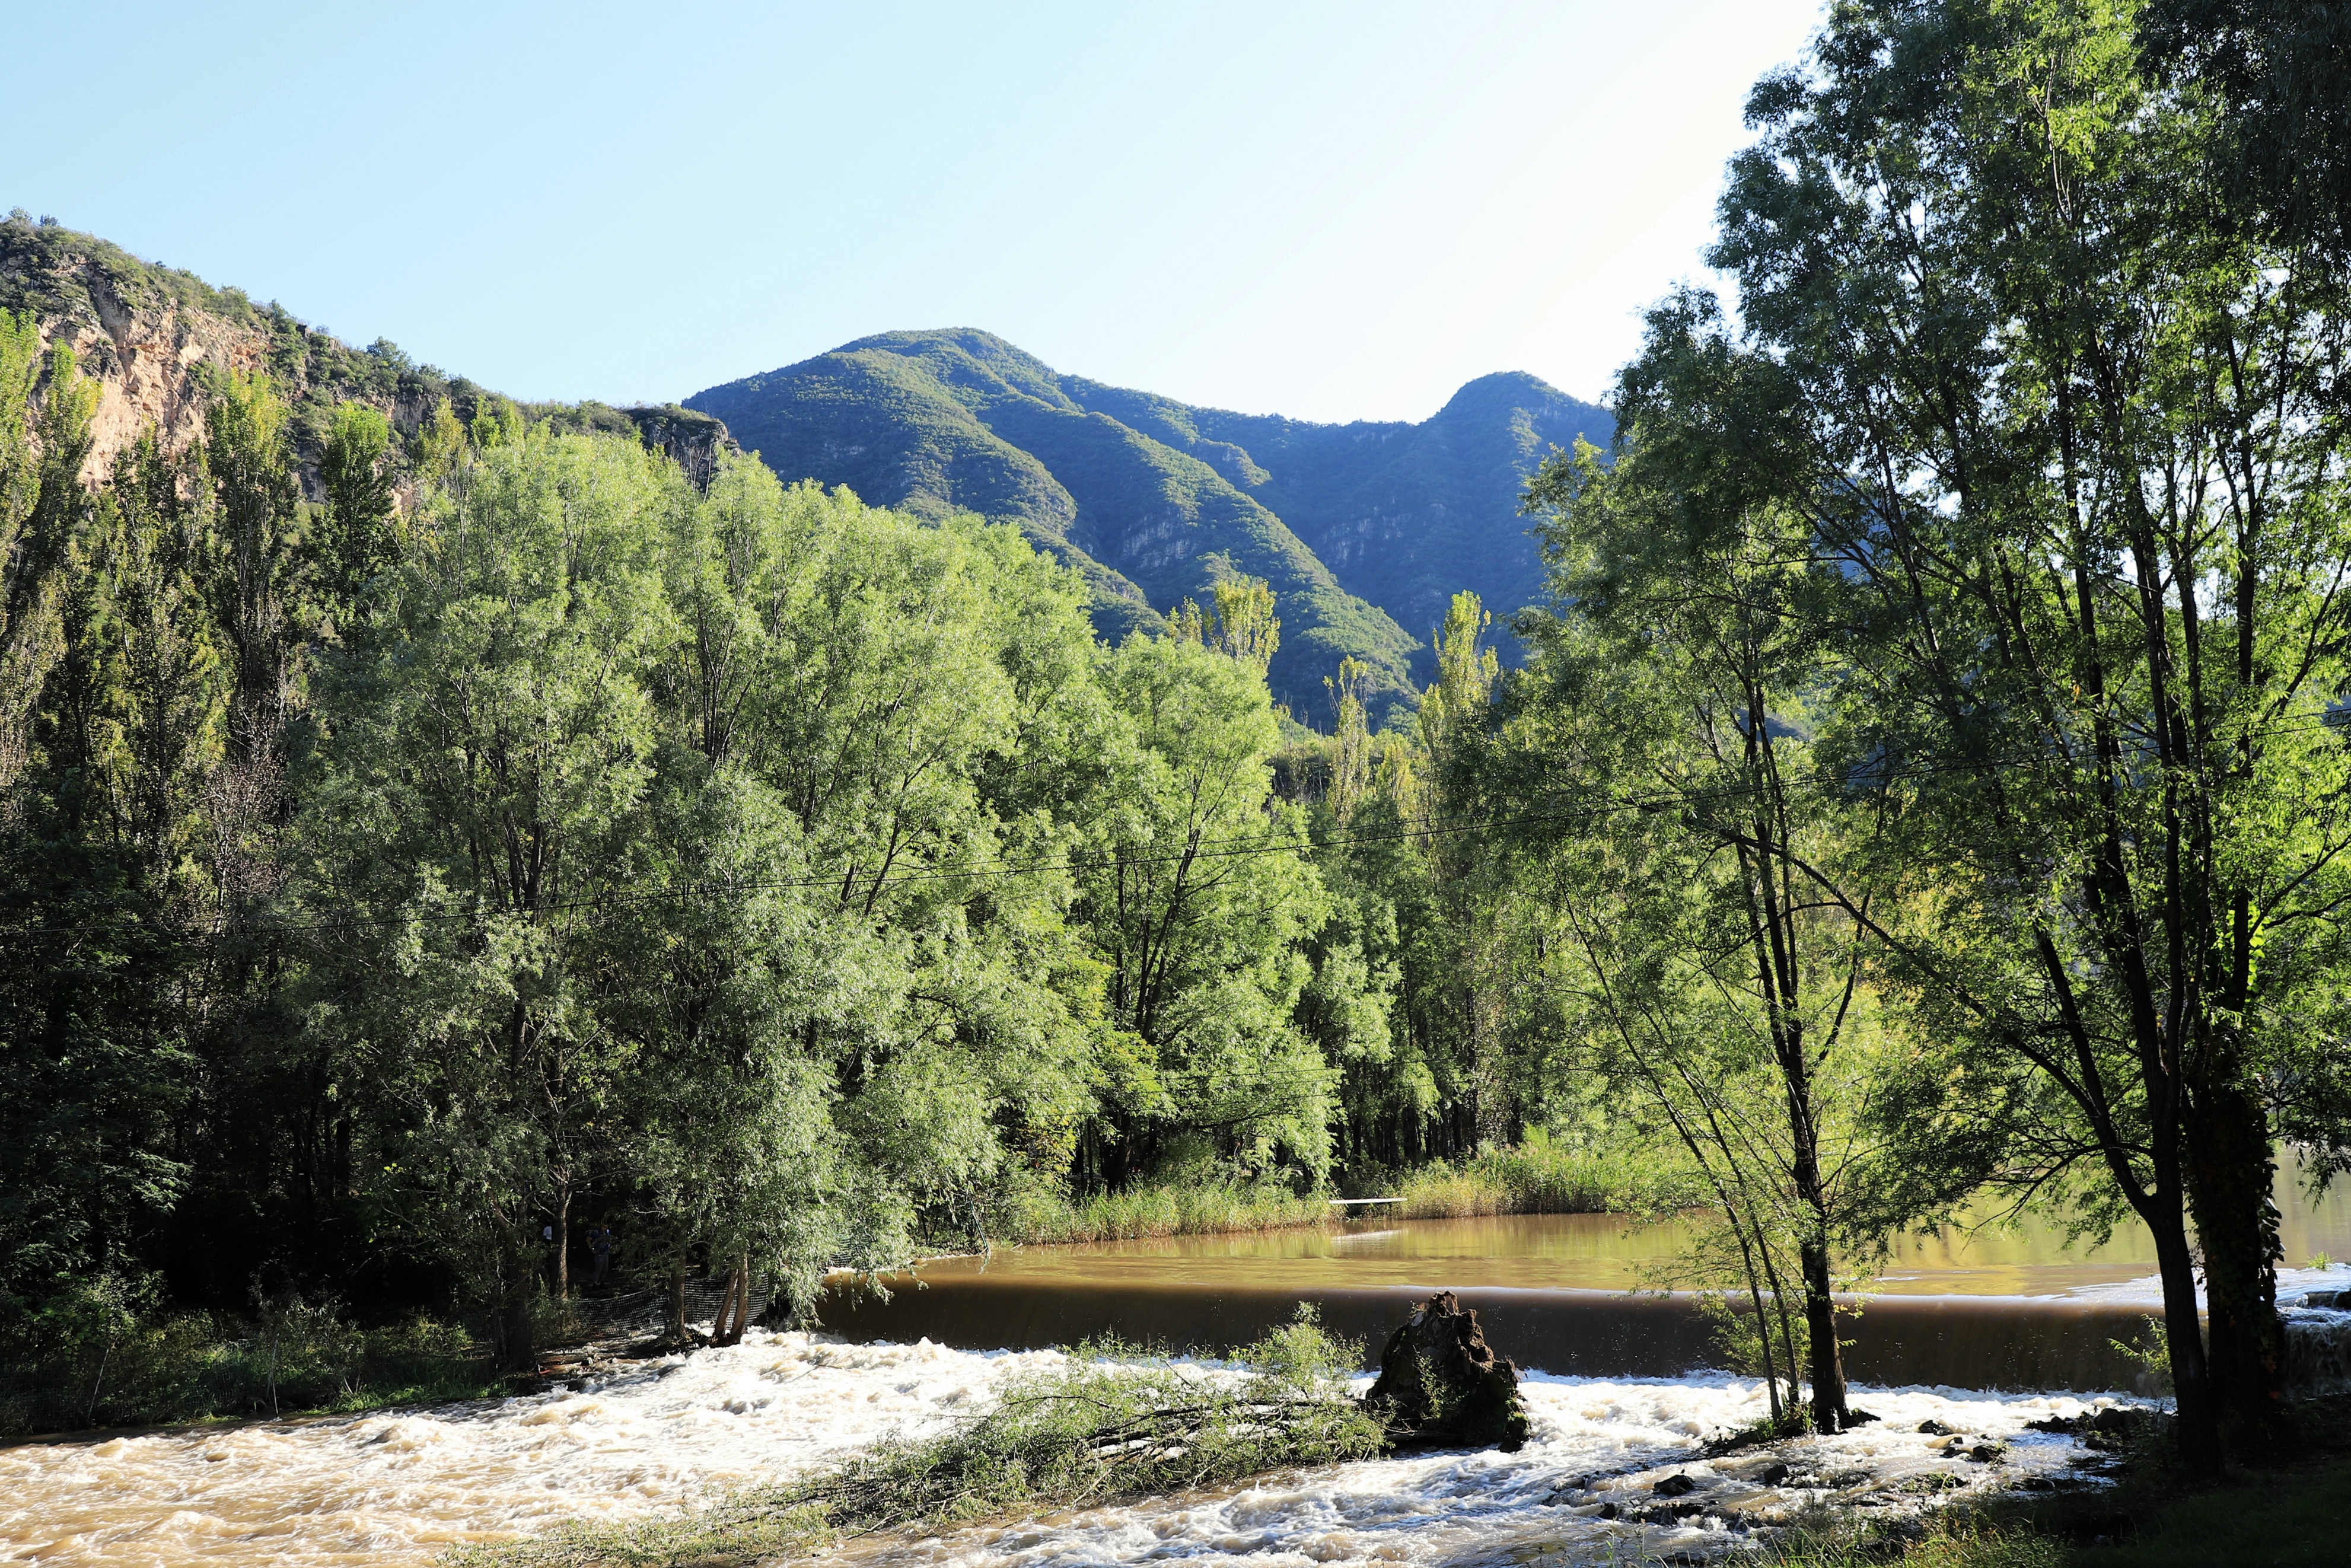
[688,334,1611,721]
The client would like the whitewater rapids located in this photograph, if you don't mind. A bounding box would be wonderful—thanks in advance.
[3,1330,2121,1567]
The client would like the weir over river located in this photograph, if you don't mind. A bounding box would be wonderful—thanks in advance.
[8,1168,2351,1566]
[824,1168,2351,1394]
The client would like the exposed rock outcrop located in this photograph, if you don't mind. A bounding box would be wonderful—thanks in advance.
[0,213,271,481]
[1365,1290,1529,1452]
[627,404,738,491]
[0,215,722,499]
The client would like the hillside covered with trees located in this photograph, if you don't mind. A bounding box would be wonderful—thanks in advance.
[0,215,1531,1396]
[686,330,1608,724]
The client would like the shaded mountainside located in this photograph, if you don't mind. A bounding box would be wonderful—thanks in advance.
[1063,368,1611,654]
[0,215,732,498]
[688,331,1608,725]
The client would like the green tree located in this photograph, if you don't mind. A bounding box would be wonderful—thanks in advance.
[301,427,677,1366]
[317,400,396,618]
[633,465,1108,1321]
[203,371,302,751]
[0,413,219,1312]
[1321,656,1374,823]
[1,341,97,793]
[1411,594,1522,1148]
[1168,575,1282,678]
[1518,395,1915,1429]
[1616,0,2351,1465]
[1081,632,1352,1184]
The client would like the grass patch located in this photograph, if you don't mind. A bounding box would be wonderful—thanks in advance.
[2088,1449,2351,1567]
[971,1140,1690,1251]
[996,1177,1330,1244]
[1763,1424,2351,1567]
[1390,1142,1682,1218]
[451,1310,1381,1568]
[1763,1518,2067,1567]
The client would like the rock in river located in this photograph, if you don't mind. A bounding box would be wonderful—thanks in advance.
[1365,1290,1530,1452]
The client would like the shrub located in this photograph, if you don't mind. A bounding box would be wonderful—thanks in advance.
[0,1278,491,1434]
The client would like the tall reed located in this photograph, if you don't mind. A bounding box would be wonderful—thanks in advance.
[998,1179,1329,1245]
[1390,1144,1673,1219]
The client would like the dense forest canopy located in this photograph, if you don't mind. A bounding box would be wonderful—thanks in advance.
[5,0,2351,1475]
[0,307,1514,1375]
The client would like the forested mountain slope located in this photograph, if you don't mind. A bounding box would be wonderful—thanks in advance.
[2,217,1605,731]
[687,332,1608,725]
[1065,368,1610,649]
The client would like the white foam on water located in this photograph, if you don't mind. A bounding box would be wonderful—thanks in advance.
[2059,1261,2351,1309]
[0,1333,2117,1568]
[838,1372,2113,1567]
[0,1334,1051,1566]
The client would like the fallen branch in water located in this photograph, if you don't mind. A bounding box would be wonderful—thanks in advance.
[446,1311,1380,1568]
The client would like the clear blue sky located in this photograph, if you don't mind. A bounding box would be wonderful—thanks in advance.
[7,1,1827,423]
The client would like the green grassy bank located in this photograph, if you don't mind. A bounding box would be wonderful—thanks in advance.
[1388,1142,1685,1219]
[977,1140,1675,1248]
[992,1178,1331,1244]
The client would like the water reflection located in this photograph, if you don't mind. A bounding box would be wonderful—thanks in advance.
[920,1161,2351,1300]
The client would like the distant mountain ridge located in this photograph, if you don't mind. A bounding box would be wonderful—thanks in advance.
[687,331,1609,725]
[1,217,1608,729]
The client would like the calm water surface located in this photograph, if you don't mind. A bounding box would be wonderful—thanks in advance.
[915,1161,2351,1299]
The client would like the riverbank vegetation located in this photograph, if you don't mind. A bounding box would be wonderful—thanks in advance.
[4,0,2350,1485]
[451,1315,1379,1568]
[993,1175,1331,1245]
[1385,1136,1687,1219]
[0,1277,489,1433]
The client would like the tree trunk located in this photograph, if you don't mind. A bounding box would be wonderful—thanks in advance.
[712,1252,751,1347]
[667,1258,689,1346]
[711,1263,745,1347]
[1785,1054,1847,1430]
[555,1184,571,1301]
[2188,1078,2285,1445]
[1798,1229,1848,1431]
[2149,1204,2222,1472]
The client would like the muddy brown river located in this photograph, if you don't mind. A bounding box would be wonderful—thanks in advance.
[825,1170,2351,1392]
[7,1168,2349,1566]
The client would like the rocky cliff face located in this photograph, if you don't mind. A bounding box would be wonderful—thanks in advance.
[0,213,275,482]
[627,404,739,490]
[0,216,741,499]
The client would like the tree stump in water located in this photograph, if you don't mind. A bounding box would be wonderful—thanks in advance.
[1365,1290,1529,1452]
